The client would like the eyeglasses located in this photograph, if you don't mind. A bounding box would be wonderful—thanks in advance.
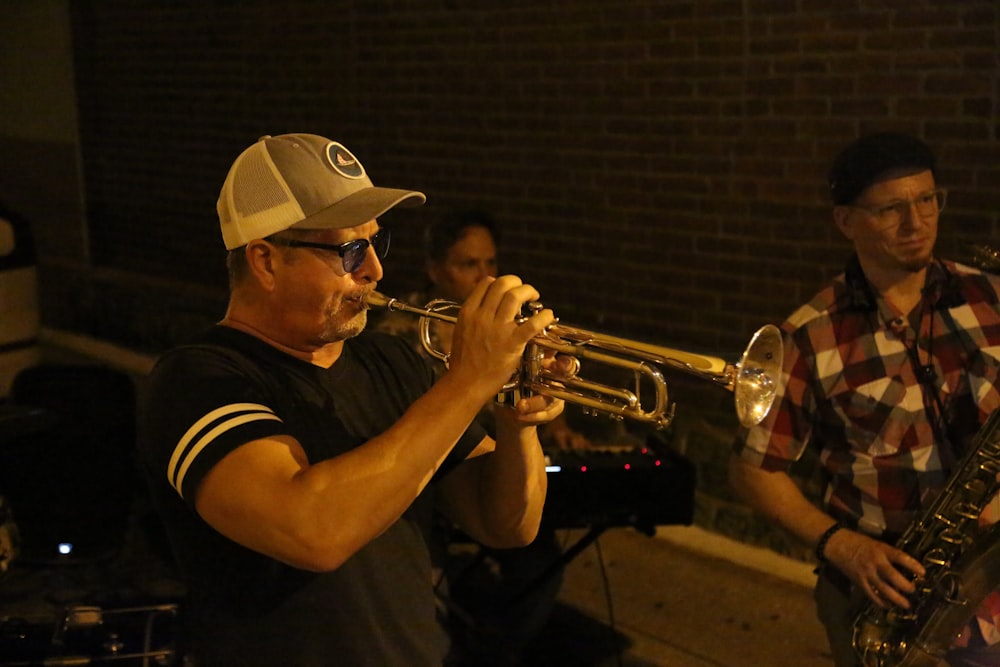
[846,188,947,230]
[268,228,390,274]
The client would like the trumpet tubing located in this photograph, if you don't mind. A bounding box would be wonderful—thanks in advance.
[544,324,730,378]
[367,291,781,429]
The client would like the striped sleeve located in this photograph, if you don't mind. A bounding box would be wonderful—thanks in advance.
[166,402,283,499]
[141,343,291,506]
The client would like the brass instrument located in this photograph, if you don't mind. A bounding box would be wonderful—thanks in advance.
[367,291,782,429]
[967,243,1000,274]
[853,408,1000,666]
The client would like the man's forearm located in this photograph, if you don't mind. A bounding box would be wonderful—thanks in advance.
[475,418,547,545]
[727,455,838,549]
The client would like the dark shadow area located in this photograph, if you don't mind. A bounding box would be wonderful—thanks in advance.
[521,602,638,667]
[0,363,185,666]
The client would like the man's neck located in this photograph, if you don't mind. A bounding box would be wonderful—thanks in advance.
[862,262,929,317]
[220,311,345,369]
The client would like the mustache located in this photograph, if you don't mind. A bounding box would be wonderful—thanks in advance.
[342,288,374,300]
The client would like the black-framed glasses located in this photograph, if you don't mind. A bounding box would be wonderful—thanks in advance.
[268,228,390,274]
[846,188,947,230]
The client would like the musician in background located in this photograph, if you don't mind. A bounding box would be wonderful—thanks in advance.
[729,132,1000,666]
[376,209,567,666]
[376,207,501,393]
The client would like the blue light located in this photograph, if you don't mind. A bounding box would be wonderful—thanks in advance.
[57,542,73,555]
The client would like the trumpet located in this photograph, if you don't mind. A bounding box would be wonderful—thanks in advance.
[367,291,782,429]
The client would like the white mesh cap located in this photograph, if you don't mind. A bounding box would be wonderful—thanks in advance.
[217,133,426,250]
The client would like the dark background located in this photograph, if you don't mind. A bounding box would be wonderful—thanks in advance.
[1,0,997,558]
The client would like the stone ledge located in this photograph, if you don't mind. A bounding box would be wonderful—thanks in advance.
[655,523,817,589]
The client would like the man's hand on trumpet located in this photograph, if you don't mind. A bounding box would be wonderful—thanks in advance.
[447,275,548,393]
[446,275,569,426]
[501,353,578,427]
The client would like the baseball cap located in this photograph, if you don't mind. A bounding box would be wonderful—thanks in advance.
[217,133,426,250]
[827,132,937,205]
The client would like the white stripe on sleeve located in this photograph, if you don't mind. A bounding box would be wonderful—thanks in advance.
[166,403,282,498]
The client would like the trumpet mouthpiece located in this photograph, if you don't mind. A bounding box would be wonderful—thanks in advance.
[365,291,392,309]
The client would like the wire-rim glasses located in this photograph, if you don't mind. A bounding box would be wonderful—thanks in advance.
[846,188,947,230]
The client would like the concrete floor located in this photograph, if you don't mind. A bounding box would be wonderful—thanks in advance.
[536,525,834,667]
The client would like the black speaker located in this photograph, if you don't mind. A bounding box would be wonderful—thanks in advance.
[0,363,137,563]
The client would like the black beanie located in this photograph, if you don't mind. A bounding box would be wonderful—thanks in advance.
[827,132,937,205]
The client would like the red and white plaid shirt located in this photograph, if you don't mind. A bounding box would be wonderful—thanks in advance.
[736,255,1000,646]
[736,256,1000,539]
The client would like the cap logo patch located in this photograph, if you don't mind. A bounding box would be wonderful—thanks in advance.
[326,142,366,180]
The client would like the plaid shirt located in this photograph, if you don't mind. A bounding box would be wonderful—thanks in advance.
[736,255,1000,539]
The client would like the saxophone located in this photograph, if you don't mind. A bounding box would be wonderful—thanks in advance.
[967,244,1000,274]
[853,408,1000,666]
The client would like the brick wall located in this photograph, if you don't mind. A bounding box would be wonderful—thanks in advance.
[64,0,1000,353]
[50,0,1000,556]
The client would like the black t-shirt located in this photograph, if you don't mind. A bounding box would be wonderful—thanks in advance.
[140,326,483,666]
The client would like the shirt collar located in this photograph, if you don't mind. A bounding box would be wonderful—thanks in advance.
[922,259,967,309]
[844,254,877,312]
[843,254,966,312]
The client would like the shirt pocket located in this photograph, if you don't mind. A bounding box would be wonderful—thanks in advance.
[829,375,922,457]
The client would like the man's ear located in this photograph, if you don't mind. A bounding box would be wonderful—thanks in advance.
[832,206,855,241]
[245,239,279,290]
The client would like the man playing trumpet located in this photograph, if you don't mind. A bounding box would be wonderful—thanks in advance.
[139,133,566,666]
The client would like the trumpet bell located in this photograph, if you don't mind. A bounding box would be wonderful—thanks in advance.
[733,324,782,427]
